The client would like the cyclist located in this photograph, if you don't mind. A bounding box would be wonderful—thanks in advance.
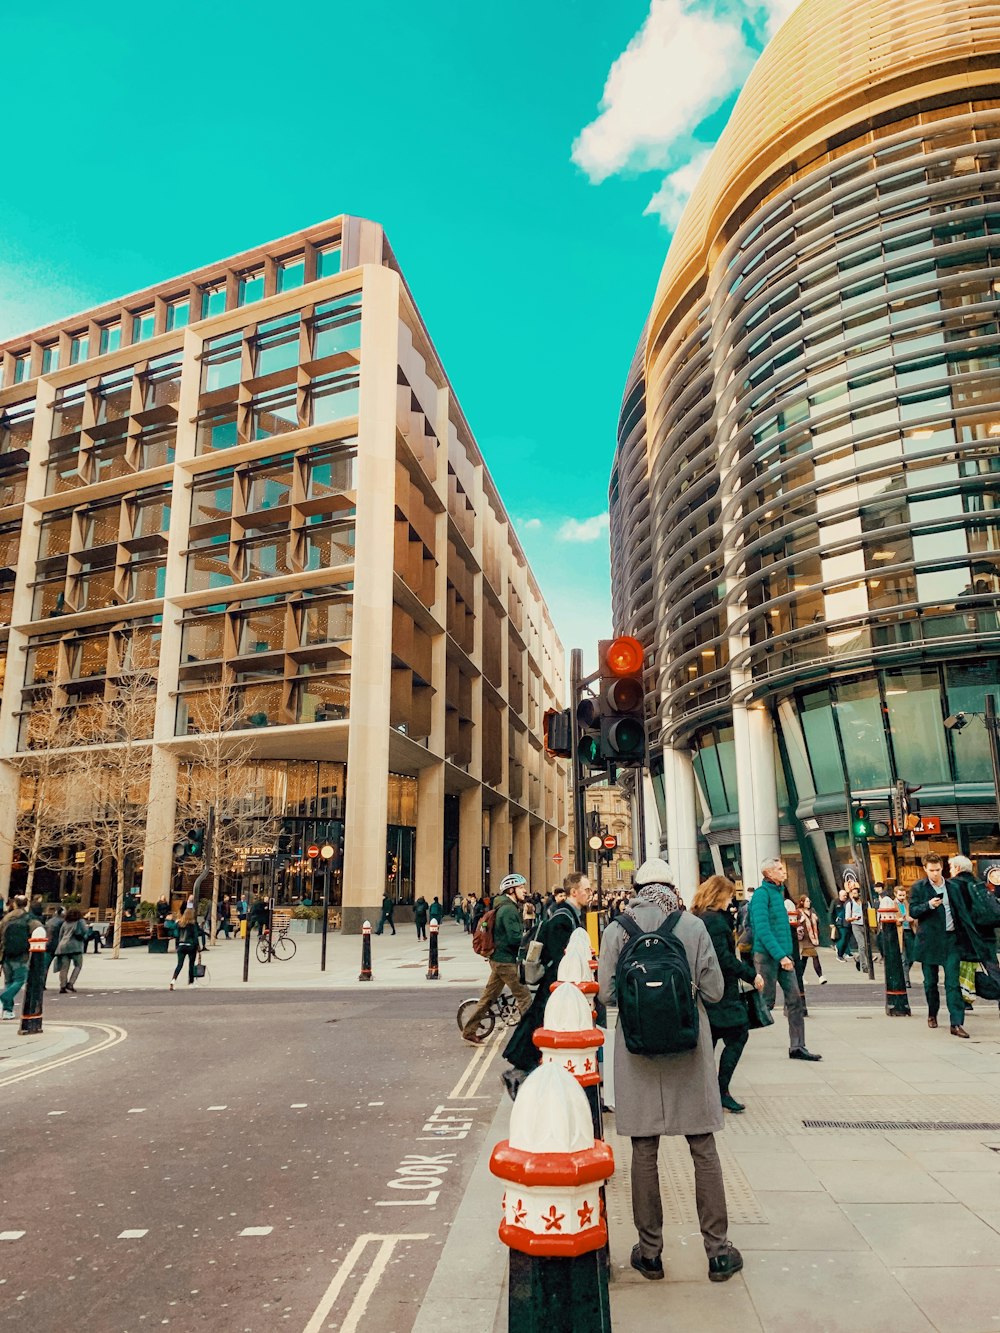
[461,873,532,1045]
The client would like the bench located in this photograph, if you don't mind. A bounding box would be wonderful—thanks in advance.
[116,920,153,947]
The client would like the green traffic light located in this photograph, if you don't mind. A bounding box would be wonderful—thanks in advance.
[579,735,602,767]
[607,717,644,757]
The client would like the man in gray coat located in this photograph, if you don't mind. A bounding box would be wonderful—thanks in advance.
[598,858,743,1284]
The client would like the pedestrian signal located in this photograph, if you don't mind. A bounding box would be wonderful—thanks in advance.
[852,805,871,838]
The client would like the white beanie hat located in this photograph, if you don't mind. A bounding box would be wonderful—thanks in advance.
[633,857,676,888]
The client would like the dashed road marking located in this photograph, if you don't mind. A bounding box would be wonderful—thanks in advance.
[47,1111,66,1116]
[0,1232,25,1241]
[368,1101,384,1106]
[239,1226,273,1237]
[448,1027,503,1100]
[118,1229,148,1239]
[127,1107,146,1114]
[207,1105,227,1111]
[290,1103,308,1108]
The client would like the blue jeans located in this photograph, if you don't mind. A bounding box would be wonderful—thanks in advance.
[1,959,29,1014]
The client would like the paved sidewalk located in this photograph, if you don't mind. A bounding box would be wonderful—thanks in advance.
[0,1020,96,1079]
[65,917,493,991]
[472,999,1000,1332]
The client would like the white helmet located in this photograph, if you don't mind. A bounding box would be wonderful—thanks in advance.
[499,873,527,894]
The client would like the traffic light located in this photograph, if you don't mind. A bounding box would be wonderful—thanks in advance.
[598,636,646,764]
[186,824,206,857]
[542,707,573,758]
[576,694,605,771]
[852,805,871,838]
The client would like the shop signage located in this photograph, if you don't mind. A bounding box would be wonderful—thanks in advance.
[890,817,941,837]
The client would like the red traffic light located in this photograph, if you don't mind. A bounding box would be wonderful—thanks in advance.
[604,636,644,677]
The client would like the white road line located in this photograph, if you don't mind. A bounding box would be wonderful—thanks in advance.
[0,1232,25,1241]
[301,1234,429,1333]
[448,1036,491,1101]
[127,1107,146,1114]
[290,1103,308,1108]
[368,1101,384,1106]
[207,1105,227,1111]
[47,1111,65,1116]
[0,1022,127,1090]
[239,1226,273,1237]
[118,1229,148,1239]
[449,1027,505,1100]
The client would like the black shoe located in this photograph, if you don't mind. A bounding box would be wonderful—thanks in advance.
[501,1068,528,1102]
[789,1048,822,1061]
[630,1244,664,1281]
[59,986,68,993]
[708,1243,743,1283]
[721,1093,745,1113]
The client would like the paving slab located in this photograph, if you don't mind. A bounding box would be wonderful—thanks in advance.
[808,1159,953,1204]
[741,1251,935,1333]
[840,1203,1000,1267]
[893,1266,1000,1333]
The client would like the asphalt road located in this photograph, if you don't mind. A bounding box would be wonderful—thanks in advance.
[0,989,502,1333]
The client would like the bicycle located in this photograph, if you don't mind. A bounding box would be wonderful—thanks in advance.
[256,924,297,963]
[455,988,523,1040]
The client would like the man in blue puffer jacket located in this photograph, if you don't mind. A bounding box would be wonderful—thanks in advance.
[748,858,822,1063]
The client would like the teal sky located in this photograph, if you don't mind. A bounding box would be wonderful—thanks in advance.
[0,0,789,670]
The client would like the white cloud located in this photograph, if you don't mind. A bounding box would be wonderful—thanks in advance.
[573,0,805,228]
[644,149,712,227]
[520,517,543,531]
[557,513,610,543]
[571,0,752,184]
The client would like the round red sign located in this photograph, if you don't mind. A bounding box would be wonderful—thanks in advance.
[552,852,564,864]
[307,844,320,858]
[602,835,617,850]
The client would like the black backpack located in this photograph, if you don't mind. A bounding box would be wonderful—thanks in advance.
[615,911,699,1056]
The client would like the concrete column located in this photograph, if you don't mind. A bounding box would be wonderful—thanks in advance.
[732,700,780,888]
[458,786,483,897]
[342,265,399,932]
[0,764,19,902]
[529,819,546,894]
[489,803,510,890]
[141,747,180,901]
[664,747,700,892]
[415,762,445,903]
[512,811,530,878]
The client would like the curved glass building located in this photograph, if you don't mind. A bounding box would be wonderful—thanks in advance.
[610,0,1000,901]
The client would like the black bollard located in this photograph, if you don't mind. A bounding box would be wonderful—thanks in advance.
[359,920,373,982]
[426,920,440,980]
[19,927,49,1036]
[879,909,911,1016]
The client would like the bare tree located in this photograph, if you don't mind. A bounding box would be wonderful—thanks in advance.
[177,682,262,945]
[10,689,79,900]
[69,661,157,959]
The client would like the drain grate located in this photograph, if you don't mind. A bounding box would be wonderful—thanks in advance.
[803,1119,1000,1131]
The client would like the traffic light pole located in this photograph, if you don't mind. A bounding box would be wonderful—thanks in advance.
[986,695,1000,837]
[571,648,588,876]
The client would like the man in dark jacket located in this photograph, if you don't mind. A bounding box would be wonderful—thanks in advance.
[461,874,531,1044]
[911,853,990,1036]
[44,904,66,987]
[502,872,592,1074]
[375,892,396,936]
[1,896,43,1019]
[749,858,821,1062]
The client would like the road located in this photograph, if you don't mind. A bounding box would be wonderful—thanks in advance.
[0,989,503,1333]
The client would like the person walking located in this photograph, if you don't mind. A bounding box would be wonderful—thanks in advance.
[375,892,396,937]
[910,853,991,1037]
[169,909,202,989]
[0,895,43,1020]
[691,875,765,1114]
[833,887,853,959]
[795,895,827,986]
[880,884,915,985]
[461,873,532,1045]
[44,903,66,986]
[597,859,743,1284]
[85,912,103,955]
[414,896,429,941]
[54,909,88,994]
[844,886,867,969]
[429,896,443,926]
[501,872,592,1081]
[214,895,233,940]
[248,895,268,938]
[749,857,821,1062]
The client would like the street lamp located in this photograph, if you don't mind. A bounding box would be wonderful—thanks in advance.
[944,696,1000,835]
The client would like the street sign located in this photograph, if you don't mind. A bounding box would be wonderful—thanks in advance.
[588,835,603,851]
[552,852,563,864]
[307,843,320,858]
[602,834,618,851]
[320,843,335,859]
[889,817,941,837]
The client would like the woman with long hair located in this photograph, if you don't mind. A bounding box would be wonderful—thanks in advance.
[169,909,201,990]
[691,876,765,1114]
[795,895,827,987]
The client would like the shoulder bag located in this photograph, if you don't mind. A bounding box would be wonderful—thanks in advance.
[740,980,774,1030]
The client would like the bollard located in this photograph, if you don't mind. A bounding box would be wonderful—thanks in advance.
[491,1062,613,1333]
[19,927,48,1036]
[878,908,911,1016]
[358,920,373,982]
[534,979,605,1141]
[426,920,440,980]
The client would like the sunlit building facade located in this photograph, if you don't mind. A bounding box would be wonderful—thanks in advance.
[610,0,1000,902]
[0,217,568,927]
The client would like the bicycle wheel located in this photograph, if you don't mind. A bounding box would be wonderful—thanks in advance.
[456,998,495,1039]
[272,933,296,961]
[255,937,271,963]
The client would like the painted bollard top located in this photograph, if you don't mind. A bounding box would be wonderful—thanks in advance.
[533,979,604,1086]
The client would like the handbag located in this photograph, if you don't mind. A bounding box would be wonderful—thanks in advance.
[740,982,774,1030]
[973,960,1000,1001]
[194,961,207,980]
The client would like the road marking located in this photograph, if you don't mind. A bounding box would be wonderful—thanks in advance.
[290,1103,308,1108]
[0,1232,25,1241]
[448,1027,503,1100]
[465,1037,501,1099]
[127,1107,146,1114]
[118,1229,148,1239]
[302,1233,429,1333]
[239,1226,273,1237]
[47,1111,66,1116]
[368,1101,384,1106]
[207,1105,227,1111]
[0,1022,127,1090]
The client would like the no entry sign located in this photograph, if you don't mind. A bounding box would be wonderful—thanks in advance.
[552,852,564,864]
[307,844,320,858]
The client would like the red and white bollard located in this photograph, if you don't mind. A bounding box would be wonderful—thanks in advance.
[19,927,48,1036]
[426,920,440,981]
[358,920,373,982]
[533,981,604,1088]
[490,1062,613,1331]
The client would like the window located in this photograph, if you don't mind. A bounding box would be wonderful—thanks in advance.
[316,244,342,278]
[142,353,183,409]
[165,297,190,331]
[41,345,59,374]
[310,371,359,424]
[12,354,29,384]
[69,334,89,365]
[52,386,86,437]
[238,269,265,306]
[99,322,121,355]
[196,408,239,453]
[132,309,155,343]
[251,386,298,440]
[311,294,361,358]
[254,314,300,377]
[95,369,133,424]
[277,255,305,292]
[799,690,845,793]
[833,678,891,788]
[884,667,950,783]
[201,331,242,393]
[246,458,294,512]
[201,282,227,319]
